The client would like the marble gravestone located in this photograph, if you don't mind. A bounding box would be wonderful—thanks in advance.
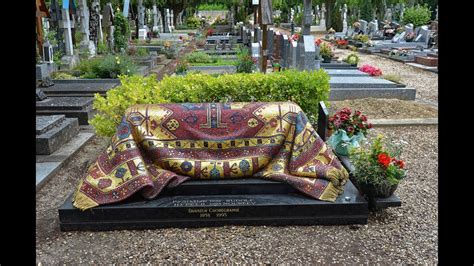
[296,0,316,71]
[358,19,368,34]
[102,2,115,50]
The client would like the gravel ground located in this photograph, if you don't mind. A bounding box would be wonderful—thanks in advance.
[36,126,438,264]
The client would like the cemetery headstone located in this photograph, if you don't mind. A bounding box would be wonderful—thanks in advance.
[123,0,130,17]
[89,0,101,47]
[138,0,145,29]
[342,4,348,33]
[359,19,368,34]
[102,2,115,50]
[281,34,289,68]
[320,3,326,29]
[76,0,96,56]
[385,8,393,23]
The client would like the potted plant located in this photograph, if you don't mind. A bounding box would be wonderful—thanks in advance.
[326,108,372,156]
[350,134,406,199]
[272,62,281,72]
[319,42,334,63]
[344,53,359,66]
[336,39,349,49]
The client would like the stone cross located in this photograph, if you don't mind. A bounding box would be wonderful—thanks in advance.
[302,0,312,35]
[89,0,101,46]
[342,4,348,33]
[152,5,159,32]
[385,7,392,22]
[170,9,174,31]
[138,0,145,29]
[76,0,95,55]
[60,1,74,56]
[102,2,115,50]
[320,3,326,28]
[123,0,130,17]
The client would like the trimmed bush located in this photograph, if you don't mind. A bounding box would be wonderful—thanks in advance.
[90,70,331,136]
[402,5,432,28]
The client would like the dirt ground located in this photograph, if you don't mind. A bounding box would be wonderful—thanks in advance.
[329,98,437,119]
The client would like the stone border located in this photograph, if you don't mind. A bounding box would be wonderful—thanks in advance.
[370,118,438,127]
[36,131,95,191]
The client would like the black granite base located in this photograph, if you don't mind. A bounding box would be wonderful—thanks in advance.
[36,97,95,125]
[58,180,369,231]
[41,79,119,97]
[36,116,79,155]
[321,61,358,69]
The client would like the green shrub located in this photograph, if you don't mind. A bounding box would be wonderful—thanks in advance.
[235,47,255,73]
[186,51,216,63]
[90,70,331,136]
[344,53,360,65]
[186,16,202,28]
[74,55,137,78]
[51,71,77,79]
[113,11,130,52]
[402,5,432,28]
[176,60,189,74]
[198,3,226,10]
[136,47,149,56]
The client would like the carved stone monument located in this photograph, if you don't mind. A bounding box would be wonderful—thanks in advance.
[76,0,96,56]
[102,2,115,50]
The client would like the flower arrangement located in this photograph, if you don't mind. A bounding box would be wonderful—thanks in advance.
[359,64,383,76]
[327,108,372,156]
[343,53,360,66]
[206,28,214,37]
[336,39,349,48]
[388,49,409,57]
[289,33,300,42]
[314,38,322,46]
[320,42,334,62]
[350,134,406,198]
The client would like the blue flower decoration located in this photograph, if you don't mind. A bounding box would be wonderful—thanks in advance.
[180,161,193,172]
[115,167,127,178]
[239,160,251,173]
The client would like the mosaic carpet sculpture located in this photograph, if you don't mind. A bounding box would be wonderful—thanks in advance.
[73,102,349,210]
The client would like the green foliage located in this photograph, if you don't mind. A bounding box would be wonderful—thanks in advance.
[136,47,149,56]
[294,12,303,26]
[186,16,202,28]
[113,11,130,53]
[176,60,189,74]
[330,3,343,32]
[344,53,360,65]
[360,0,373,22]
[353,34,370,43]
[50,71,77,79]
[96,41,109,55]
[74,55,137,78]
[198,3,227,10]
[402,5,432,27]
[235,47,255,73]
[91,70,331,136]
[185,51,216,63]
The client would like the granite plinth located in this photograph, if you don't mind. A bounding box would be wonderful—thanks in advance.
[321,61,358,69]
[36,116,79,155]
[330,76,400,88]
[42,80,119,97]
[329,87,416,101]
[58,180,369,231]
[325,69,369,77]
[36,97,95,125]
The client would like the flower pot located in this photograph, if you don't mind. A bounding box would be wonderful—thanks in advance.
[356,180,398,198]
[322,57,332,63]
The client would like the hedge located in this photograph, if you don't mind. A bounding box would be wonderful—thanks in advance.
[90,70,331,136]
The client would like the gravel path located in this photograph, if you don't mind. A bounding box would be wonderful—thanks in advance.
[36,126,438,264]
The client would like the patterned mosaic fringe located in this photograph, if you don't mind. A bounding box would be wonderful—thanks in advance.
[72,182,99,210]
